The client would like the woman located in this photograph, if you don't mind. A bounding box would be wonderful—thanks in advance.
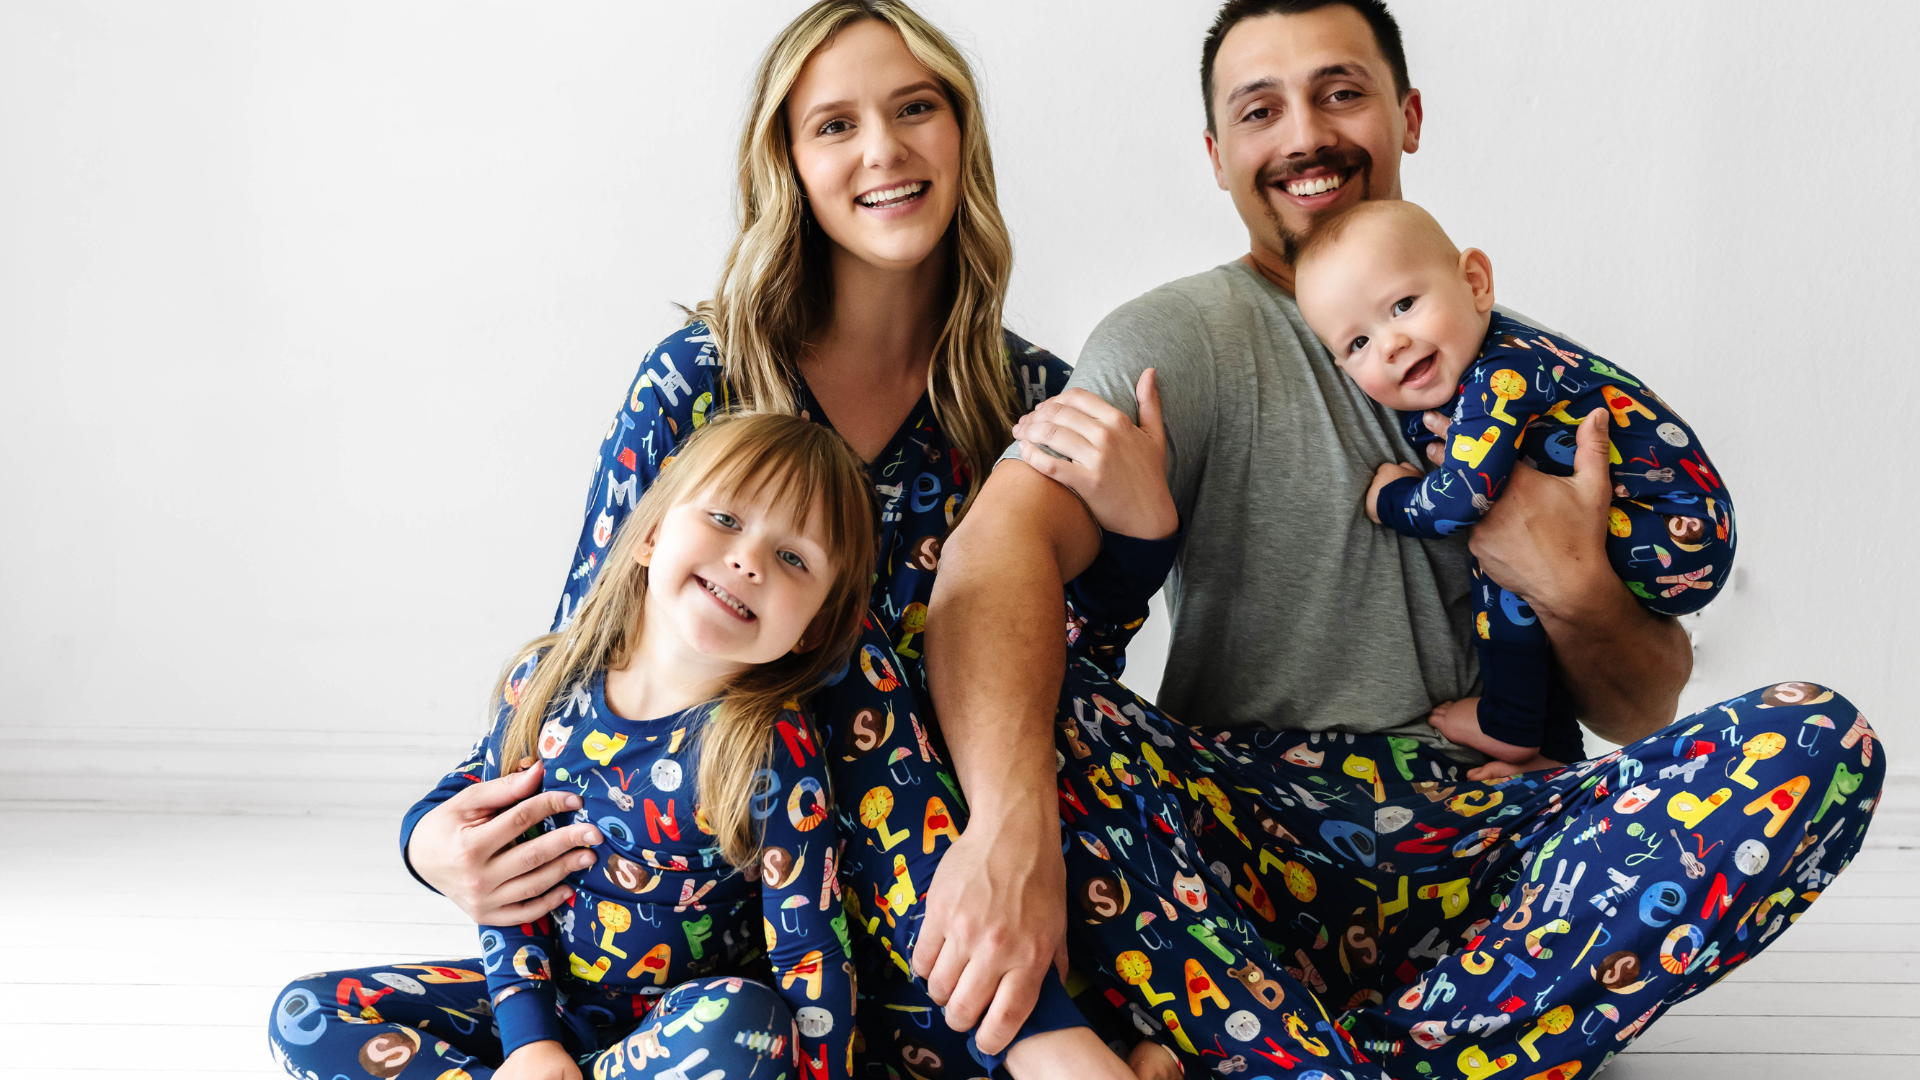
[269,3,1159,1078]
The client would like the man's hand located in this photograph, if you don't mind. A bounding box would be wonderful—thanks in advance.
[408,765,602,925]
[495,1040,581,1080]
[1420,408,1614,615]
[1365,461,1424,525]
[911,795,1067,1056]
[1009,369,1178,541]
[1420,406,1690,742]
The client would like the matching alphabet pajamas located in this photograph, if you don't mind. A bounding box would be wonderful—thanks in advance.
[273,660,856,1079]
[1382,313,1736,762]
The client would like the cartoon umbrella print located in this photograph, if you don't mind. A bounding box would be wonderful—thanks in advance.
[887,746,919,786]
[1595,1004,1619,1022]
[1134,911,1168,950]
[780,893,812,933]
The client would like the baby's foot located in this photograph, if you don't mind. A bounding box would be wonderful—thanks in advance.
[1127,1040,1183,1080]
[1427,698,1540,764]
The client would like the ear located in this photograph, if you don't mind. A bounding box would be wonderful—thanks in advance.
[792,608,836,655]
[632,530,656,567]
[1400,88,1424,154]
[1460,247,1496,314]
[1204,127,1229,191]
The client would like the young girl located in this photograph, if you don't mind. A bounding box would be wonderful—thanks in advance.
[477,412,875,1080]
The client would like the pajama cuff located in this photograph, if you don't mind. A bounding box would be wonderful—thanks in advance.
[966,971,1088,1077]
[491,982,568,1057]
[1072,528,1183,607]
[1376,475,1427,537]
[398,802,439,893]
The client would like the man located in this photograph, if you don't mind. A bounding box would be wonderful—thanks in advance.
[913,1,1881,1074]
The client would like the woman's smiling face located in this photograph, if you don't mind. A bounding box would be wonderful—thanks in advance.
[785,19,961,273]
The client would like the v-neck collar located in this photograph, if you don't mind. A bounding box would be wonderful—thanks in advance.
[795,378,935,476]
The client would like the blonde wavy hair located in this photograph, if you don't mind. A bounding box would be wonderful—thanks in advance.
[695,0,1019,513]
[493,414,878,869]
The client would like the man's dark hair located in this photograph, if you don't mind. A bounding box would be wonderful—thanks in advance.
[1201,0,1409,133]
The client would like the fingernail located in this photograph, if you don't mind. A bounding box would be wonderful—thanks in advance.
[564,795,582,809]
[577,853,594,868]
[584,829,602,844]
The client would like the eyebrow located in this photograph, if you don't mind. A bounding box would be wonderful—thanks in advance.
[798,79,945,129]
[1224,62,1378,109]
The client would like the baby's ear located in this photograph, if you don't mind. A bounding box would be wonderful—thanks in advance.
[1460,248,1496,313]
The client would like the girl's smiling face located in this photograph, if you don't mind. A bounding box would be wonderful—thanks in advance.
[1296,207,1497,413]
[784,19,961,273]
[638,481,836,669]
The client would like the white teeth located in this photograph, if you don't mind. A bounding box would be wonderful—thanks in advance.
[1285,173,1345,197]
[858,181,926,207]
[701,578,752,618]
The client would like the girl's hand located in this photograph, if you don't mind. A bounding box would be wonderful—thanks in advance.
[1365,461,1424,524]
[1012,369,1178,541]
[408,766,602,925]
[496,1040,581,1080]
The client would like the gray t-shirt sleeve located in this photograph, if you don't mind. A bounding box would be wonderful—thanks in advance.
[1005,290,1219,522]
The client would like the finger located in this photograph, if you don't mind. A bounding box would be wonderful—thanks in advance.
[1423,409,1452,436]
[939,952,1002,1034]
[922,934,968,1007]
[1135,368,1165,443]
[1053,387,1132,427]
[492,839,598,908]
[483,881,577,927]
[1572,408,1612,493]
[973,965,1044,1056]
[1028,395,1126,449]
[1054,940,1071,985]
[911,898,950,981]
[474,787,587,858]
[1426,440,1446,466]
[494,820,603,881]
[445,766,545,817]
[1016,419,1100,464]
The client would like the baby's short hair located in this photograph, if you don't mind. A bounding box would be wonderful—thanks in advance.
[1296,199,1460,271]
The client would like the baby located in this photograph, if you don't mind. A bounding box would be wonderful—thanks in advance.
[1295,201,1734,768]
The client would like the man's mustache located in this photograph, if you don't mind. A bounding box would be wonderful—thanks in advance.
[1259,147,1374,187]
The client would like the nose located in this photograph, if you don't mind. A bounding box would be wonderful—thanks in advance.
[728,548,764,583]
[862,118,909,171]
[1384,332,1413,364]
[1277,98,1336,161]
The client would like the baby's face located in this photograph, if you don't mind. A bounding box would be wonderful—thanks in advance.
[1297,221,1494,413]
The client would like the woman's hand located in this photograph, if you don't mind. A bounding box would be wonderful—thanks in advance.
[495,1040,581,1080]
[407,765,602,925]
[1365,461,1424,524]
[1011,368,1178,541]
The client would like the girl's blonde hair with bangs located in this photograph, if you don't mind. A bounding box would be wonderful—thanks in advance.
[695,0,1019,517]
[492,413,877,869]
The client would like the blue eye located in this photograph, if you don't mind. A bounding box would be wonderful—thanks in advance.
[778,550,807,570]
[1350,336,1369,354]
[1393,296,1415,314]
[709,512,738,529]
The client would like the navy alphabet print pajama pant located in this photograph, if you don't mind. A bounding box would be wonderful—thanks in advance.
[1041,662,1881,1079]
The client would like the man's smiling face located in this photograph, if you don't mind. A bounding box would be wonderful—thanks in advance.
[1204,5,1422,287]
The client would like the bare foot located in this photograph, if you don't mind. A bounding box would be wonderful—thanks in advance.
[1005,1027,1134,1080]
[1428,698,1540,764]
[1127,1039,1183,1080]
[1466,753,1566,782]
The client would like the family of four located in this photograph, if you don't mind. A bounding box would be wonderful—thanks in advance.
[268,3,1884,1079]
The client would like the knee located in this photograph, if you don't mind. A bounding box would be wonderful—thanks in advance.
[266,972,333,1053]
[1727,680,1885,798]
[653,976,796,1038]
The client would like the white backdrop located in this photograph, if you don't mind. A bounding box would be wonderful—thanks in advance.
[3,1,1913,811]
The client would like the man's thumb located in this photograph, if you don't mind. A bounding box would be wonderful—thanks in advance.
[1136,367,1166,442]
[1573,408,1612,488]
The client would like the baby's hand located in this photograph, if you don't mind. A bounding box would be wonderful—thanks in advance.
[495,1041,581,1080]
[1365,461,1425,524]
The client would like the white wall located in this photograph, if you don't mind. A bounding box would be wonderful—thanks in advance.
[3,1,1913,807]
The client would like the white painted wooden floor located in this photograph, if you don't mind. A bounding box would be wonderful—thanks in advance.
[1,773,1913,1078]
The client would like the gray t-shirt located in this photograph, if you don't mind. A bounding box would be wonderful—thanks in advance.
[1020,260,1482,752]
